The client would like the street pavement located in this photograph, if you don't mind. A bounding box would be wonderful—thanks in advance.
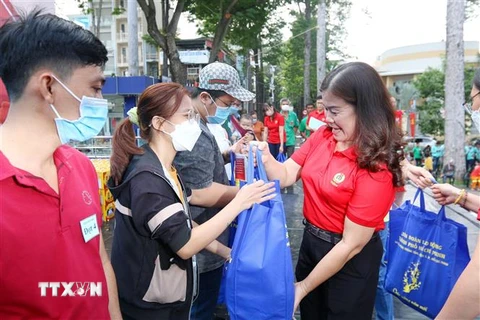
[102,181,479,320]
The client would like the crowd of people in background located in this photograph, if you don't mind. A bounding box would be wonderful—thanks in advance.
[2,11,480,320]
[404,138,480,189]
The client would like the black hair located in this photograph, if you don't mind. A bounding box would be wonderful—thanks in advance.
[473,68,480,91]
[0,10,108,101]
[191,88,229,100]
[321,62,404,187]
[306,103,315,108]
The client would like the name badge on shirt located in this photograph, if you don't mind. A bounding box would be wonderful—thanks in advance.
[80,214,100,243]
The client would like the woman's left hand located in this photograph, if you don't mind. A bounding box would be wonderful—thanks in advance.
[293,281,308,316]
[230,136,247,154]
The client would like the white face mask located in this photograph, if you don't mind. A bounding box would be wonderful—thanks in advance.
[281,105,290,112]
[465,104,480,132]
[163,119,202,152]
[472,111,480,132]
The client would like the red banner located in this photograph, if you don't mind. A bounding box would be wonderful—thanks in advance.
[409,112,416,137]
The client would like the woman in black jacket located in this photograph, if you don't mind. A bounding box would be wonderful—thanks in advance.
[108,83,275,320]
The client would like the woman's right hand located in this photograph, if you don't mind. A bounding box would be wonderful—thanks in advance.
[232,180,276,212]
[431,183,461,205]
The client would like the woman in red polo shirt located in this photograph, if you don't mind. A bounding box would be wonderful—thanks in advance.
[258,62,405,319]
[430,68,480,319]
[263,102,285,159]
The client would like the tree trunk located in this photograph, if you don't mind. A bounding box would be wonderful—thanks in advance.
[303,0,311,104]
[161,0,169,77]
[94,0,103,38]
[253,47,263,111]
[316,0,326,94]
[90,1,96,35]
[444,0,465,181]
[208,0,238,63]
[167,34,187,84]
[137,0,187,84]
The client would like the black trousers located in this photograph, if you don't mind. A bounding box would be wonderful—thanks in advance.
[295,229,383,320]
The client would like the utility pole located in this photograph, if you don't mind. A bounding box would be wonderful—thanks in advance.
[127,0,139,76]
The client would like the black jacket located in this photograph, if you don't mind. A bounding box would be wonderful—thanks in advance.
[108,144,197,320]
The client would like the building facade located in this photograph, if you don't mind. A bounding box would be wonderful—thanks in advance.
[83,0,162,77]
[375,41,480,89]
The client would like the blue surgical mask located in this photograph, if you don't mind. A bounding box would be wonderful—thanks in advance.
[204,96,231,124]
[50,75,108,144]
[229,107,240,117]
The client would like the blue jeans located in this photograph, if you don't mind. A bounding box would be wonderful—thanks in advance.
[374,223,394,320]
[190,266,224,320]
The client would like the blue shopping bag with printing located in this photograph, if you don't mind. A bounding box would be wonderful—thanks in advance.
[385,188,470,319]
[217,152,248,305]
[225,147,295,320]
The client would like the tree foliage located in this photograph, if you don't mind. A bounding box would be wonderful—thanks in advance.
[185,0,284,63]
[278,0,351,109]
[413,65,477,136]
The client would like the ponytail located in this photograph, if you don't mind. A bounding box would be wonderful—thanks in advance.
[110,118,143,185]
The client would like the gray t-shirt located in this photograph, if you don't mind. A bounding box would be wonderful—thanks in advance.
[174,120,230,273]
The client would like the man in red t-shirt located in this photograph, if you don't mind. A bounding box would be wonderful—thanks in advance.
[307,94,327,132]
[0,13,120,319]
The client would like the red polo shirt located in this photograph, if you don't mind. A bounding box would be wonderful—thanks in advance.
[291,127,395,233]
[264,112,285,144]
[0,146,109,319]
[307,110,326,127]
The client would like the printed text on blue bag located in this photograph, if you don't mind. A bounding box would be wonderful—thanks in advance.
[397,232,447,265]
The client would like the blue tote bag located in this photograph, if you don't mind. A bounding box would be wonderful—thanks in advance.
[385,188,470,319]
[225,147,295,320]
[276,152,287,163]
[218,152,248,305]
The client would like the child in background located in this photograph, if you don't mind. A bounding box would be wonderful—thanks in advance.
[232,114,254,143]
[424,153,433,173]
[470,161,480,191]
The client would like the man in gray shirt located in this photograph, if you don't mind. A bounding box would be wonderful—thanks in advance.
[174,62,255,320]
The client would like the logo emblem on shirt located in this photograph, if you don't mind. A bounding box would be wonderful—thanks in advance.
[331,173,345,187]
[82,190,93,205]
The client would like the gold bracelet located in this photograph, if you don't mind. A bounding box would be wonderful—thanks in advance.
[454,189,466,205]
[461,192,468,207]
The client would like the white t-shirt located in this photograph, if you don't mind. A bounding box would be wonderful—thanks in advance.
[207,123,233,180]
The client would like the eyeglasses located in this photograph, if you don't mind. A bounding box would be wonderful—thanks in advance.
[463,91,480,114]
[216,96,234,107]
[183,109,200,123]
